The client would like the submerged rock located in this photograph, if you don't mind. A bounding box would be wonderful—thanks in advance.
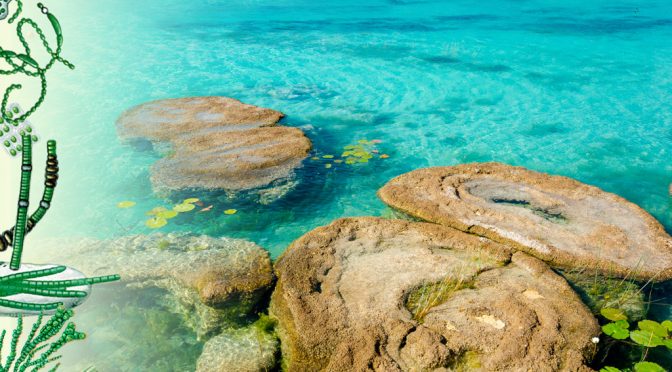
[271,217,599,371]
[196,320,278,372]
[378,162,672,281]
[40,233,274,337]
[116,97,312,194]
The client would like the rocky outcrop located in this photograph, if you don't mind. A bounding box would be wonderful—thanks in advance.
[270,217,600,371]
[40,233,274,338]
[116,97,312,194]
[378,162,672,281]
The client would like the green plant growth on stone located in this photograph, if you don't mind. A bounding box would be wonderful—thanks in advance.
[405,277,471,322]
[0,307,85,372]
[380,207,424,222]
[561,270,646,321]
[598,307,672,372]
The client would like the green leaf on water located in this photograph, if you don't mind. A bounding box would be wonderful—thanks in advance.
[599,367,622,372]
[173,203,196,212]
[633,361,665,372]
[638,320,668,338]
[661,320,672,331]
[146,206,168,215]
[602,322,630,340]
[630,329,664,347]
[183,198,199,204]
[322,155,334,159]
[224,209,238,215]
[600,308,628,321]
[157,210,179,219]
[145,217,167,229]
[117,201,136,208]
[663,339,672,350]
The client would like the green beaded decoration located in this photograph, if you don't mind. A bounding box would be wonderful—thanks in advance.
[0,307,87,372]
[0,2,74,155]
[0,137,120,312]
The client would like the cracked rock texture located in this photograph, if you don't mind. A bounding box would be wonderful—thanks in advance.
[378,162,672,281]
[116,96,312,194]
[270,217,599,371]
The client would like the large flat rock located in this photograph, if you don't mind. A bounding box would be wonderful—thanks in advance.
[378,163,672,281]
[117,97,312,193]
[270,217,599,371]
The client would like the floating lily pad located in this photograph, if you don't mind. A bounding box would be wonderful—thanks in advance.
[602,321,630,340]
[630,329,664,347]
[224,209,238,215]
[600,308,628,322]
[334,159,343,163]
[173,203,196,212]
[662,320,672,331]
[311,157,320,160]
[325,164,332,169]
[633,361,666,372]
[145,217,168,229]
[183,198,199,204]
[146,206,168,216]
[380,154,390,159]
[638,320,668,338]
[157,210,179,219]
[322,155,334,159]
[117,201,136,209]
[600,367,622,372]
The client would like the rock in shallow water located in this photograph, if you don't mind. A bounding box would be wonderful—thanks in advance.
[116,96,312,194]
[39,233,274,337]
[196,324,278,372]
[378,162,672,281]
[270,217,599,371]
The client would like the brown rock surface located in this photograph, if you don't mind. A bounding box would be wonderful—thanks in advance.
[378,162,672,281]
[116,97,312,192]
[270,217,599,371]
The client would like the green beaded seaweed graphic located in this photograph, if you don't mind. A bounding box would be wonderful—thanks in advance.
[0,126,121,308]
[0,3,120,370]
[0,2,73,132]
[0,307,85,372]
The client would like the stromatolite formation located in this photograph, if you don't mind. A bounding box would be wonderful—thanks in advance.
[270,217,600,371]
[378,162,672,281]
[116,97,312,194]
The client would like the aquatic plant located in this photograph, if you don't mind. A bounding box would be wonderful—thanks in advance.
[0,307,85,371]
[310,139,389,168]
[598,306,671,372]
[405,275,470,322]
[0,3,74,154]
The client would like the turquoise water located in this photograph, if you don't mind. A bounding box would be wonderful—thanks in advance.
[12,0,672,368]
[35,0,672,256]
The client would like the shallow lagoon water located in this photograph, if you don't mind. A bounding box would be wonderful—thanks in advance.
[6,0,672,369]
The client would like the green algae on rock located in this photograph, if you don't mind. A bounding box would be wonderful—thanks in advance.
[378,162,672,281]
[270,217,599,371]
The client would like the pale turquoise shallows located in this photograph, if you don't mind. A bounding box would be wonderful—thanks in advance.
[12,0,672,369]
